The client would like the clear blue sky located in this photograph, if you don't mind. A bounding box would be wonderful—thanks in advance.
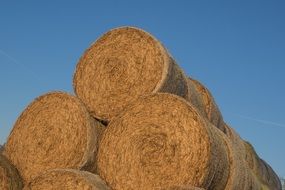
[0,0,284,177]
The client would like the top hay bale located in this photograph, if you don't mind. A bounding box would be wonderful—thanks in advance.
[73,26,188,122]
[4,92,104,183]
[23,169,110,190]
[97,93,229,190]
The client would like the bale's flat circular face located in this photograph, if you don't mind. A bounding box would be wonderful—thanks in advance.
[5,92,94,183]
[73,27,169,121]
[97,93,213,189]
[24,169,109,190]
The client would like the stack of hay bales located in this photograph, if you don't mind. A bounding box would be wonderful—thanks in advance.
[1,26,281,190]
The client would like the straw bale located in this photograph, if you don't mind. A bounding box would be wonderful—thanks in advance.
[244,141,282,190]
[188,78,225,131]
[97,93,229,190]
[23,169,110,190]
[4,91,105,183]
[73,27,188,121]
[0,144,3,154]
[219,127,249,190]
[159,185,205,190]
[0,153,23,190]
[185,78,207,118]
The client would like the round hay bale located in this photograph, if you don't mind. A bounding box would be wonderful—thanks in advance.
[97,93,229,190]
[0,144,4,154]
[244,141,282,190]
[188,78,225,132]
[0,154,23,190]
[223,123,246,155]
[217,125,249,190]
[23,169,110,190]
[259,159,282,190]
[4,91,105,183]
[73,26,188,121]
[185,78,207,118]
[160,185,205,190]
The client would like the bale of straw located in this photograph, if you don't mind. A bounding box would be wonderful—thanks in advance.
[160,185,205,190]
[0,144,3,154]
[185,78,207,118]
[0,153,23,190]
[223,123,246,155]
[259,159,282,190]
[73,27,189,122]
[23,169,110,190]
[188,78,225,131]
[4,91,105,183]
[217,125,249,190]
[97,93,229,190]
[244,141,282,190]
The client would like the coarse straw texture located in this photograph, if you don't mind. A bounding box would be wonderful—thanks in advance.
[97,93,229,190]
[0,153,23,190]
[73,26,188,122]
[244,141,282,190]
[188,78,225,132]
[4,91,105,183]
[23,169,110,190]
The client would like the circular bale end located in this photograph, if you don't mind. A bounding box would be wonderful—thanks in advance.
[23,169,110,190]
[188,78,225,131]
[4,91,104,183]
[0,154,23,190]
[73,26,188,121]
[97,93,229,190]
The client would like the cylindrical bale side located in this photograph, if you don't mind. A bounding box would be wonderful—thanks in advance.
[185,77,207,118]
[0,154,23,190]
[188,78,225,131]
[23,169,110,190]
[0,144,4,154]
[159,185,205,190]
[4,91,105,183]
[219,126,249,190]
[73,27,189,121]
[244,141,282,190]
[97,93,229,190]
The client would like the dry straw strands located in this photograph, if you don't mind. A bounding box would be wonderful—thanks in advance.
[73,27,188,122]
[97,93,229,190]
[0,154,23,190]
[4,92,104,183]
[188,78,225,131]
[23,169,110,190]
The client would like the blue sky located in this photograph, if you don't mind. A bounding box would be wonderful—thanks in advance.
[0,1,284,177]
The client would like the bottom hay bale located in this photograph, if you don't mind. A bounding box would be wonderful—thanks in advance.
[23,169,110,190]
[98,93,229,190]
[4,92,105,183]
[0,154,23,190]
